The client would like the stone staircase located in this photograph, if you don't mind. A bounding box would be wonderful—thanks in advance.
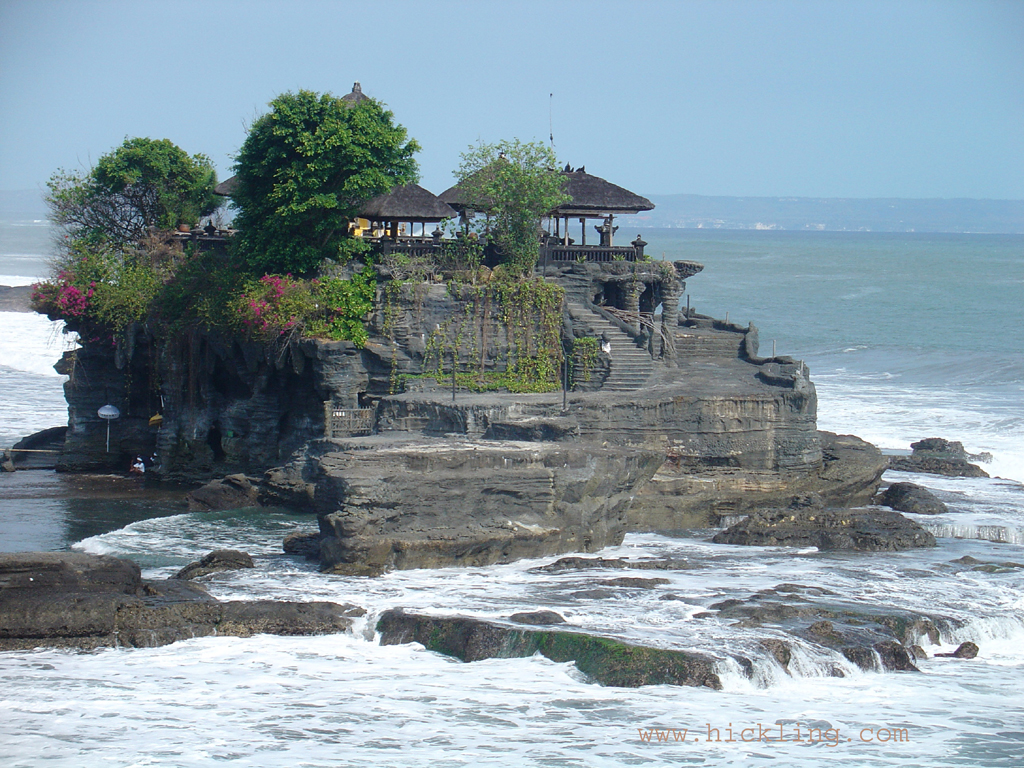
[566,302,655,391]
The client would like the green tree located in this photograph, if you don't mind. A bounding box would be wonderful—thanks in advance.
[455,139,568,275]
[46,137,218,247]
[230,89,420,274]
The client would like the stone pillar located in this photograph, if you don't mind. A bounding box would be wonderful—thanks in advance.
[324,401,334,438]
[660,276,681,365]
[625,279,642,334]
[631,235,647,261]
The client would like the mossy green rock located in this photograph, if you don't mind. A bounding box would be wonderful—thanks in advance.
[376,609,721,689]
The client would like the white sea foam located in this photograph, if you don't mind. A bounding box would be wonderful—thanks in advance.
[0,311,74,377]
[8,473,1024,768]
[0,273,43,286]
[0,312,73,445]
[814,370,1024,483]
[4,534,1024,767]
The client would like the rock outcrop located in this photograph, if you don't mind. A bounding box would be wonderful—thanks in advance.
[889,438,990,478]
[696,583,939,673]
[878,482,949,515]
[4,426,66,470]
[0,552,362,651]
[712,498,936,551]
[509,610,566,625]
[42,260,892,576]
[186,474,260,511]
[376,609,723,689]
[0,284,32,312]
[935,641,980,659]
[267,436,663,575]
[632,432,887,529]
[174,549,255,580]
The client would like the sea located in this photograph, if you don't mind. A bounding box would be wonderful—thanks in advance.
[1,221,1022,767]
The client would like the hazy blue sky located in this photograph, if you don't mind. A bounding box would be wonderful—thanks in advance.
[1,0,1021,199]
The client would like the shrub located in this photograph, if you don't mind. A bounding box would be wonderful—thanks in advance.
[231,267,376,346]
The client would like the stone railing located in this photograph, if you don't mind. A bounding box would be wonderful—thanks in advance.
[371,238,442,260]
[539,244,639,264]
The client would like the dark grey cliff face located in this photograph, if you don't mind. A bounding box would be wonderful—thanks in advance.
[631,431,886,530]
[57,328,378,478]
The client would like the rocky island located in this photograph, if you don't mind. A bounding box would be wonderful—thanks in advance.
[6,85,950,683]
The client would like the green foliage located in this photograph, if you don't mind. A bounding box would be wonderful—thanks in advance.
[46,137,218,247]
[570,336,600,386]
[231,89,420,275]
[231,267,376,346]
[36,123,383,353]
[455,139,568,275]
[307,268,376,345]
[495,277,564,390]
[153,249,245,334]
[91,259,162,333]
[31,237,173,340]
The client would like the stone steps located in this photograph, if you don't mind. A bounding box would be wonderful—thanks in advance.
[675,327,745,360]
[566,302,655,391]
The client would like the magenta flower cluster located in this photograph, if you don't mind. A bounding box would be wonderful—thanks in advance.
[239,273,300,335]
[32,271,95,320]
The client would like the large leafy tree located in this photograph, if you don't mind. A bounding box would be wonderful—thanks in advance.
[46,137,218,247]
[230,89,420,274]
[455,139,568,275]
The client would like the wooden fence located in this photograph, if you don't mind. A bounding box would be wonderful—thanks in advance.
[324,405,375,438]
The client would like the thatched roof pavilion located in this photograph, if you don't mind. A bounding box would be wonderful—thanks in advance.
[359,183,456,238]
[213,175,239,197]
[439,166,652,216]
[441,165,654,246]
[552,167,654,247]
[556,169,654,216]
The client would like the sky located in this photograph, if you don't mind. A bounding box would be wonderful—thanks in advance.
[1,0,1022,200]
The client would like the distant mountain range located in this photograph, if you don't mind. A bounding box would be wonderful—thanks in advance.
[619,194,1024,234]
[5,188,1024,233]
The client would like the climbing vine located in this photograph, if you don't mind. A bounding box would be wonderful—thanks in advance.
[382,279,406,393]
[418,276,565,393]
[570,336,600,387]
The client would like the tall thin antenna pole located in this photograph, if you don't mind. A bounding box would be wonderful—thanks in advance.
[549,93,555,150]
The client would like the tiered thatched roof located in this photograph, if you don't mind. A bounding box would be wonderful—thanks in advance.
[341,82,370,106]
